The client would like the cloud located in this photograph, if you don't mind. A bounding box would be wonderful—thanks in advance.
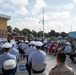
[0,0,29,17]
[10,0,29,6]
[52,11,70,19]
[15,6,29,16]
[73,0,76,3]
[9,10,71,33]
[2,0,75,33]
[50,3,74,11]
[0,0,4,4]
[1,3,15,10]
[10,20,40,32]
[31,0,47,15]
[46,11,70,20]
[57,3,74,10]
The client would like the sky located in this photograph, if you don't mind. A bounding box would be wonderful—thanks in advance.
[0,0,76,33]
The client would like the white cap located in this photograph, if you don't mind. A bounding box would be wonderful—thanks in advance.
[30,41,36,45]
[3,59,16,70]
[21,40,24,42]
[2,43,12,48]
[65,42,71,45]
[35,41,43,46]
[11,41,16,45]
[25,40,29,43]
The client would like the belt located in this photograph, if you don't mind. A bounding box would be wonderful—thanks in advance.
[32,69,45,74]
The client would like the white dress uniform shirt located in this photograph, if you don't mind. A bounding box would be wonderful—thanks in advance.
[26,46,36,57]
[64,45,72,53]
[0,52,16,74]
[10,47,19,57]
[18,42,28,51]
[28,50,46,64]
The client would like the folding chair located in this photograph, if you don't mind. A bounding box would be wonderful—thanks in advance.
[31,63,46,75]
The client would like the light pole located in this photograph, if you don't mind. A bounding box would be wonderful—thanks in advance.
[43,8,44,39]
[39,8,45,39]
[39,28,41,37]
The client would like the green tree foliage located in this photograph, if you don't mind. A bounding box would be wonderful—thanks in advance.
[32,30,37,37]
[13,27,20,34]
[60,32,67,38]
[12,32,19,36]
[49,30,55,36]
[7,25,68,39]
[55,32,60,37]
[21,28,31,36]
[37,31,43,37]
[8,32,12,36]
[7,25,12,33]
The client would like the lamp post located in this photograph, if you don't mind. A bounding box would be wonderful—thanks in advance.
[43,8,44,39]
[39,28,41,37]
[39,8,45,39]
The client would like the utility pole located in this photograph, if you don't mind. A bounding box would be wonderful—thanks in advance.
[43,8,44,39]
[39,8,45,39]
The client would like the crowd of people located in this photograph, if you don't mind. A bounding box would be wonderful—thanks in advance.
[0,36,76,75]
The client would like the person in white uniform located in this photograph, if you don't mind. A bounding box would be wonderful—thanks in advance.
[26,41,46,75]
[0,43,16,74]
[10,41,19,57]
[18,41,28,58]
[64,42,72,54]
[26,41,36,62]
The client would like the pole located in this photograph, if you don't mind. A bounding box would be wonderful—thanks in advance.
[71,25,72,32]
[43,8,44,39]
[59,25,60,33]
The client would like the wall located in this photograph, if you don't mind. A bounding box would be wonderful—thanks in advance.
[0,17,8,38]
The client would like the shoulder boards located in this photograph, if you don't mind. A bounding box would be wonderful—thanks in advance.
[52,66,57,70]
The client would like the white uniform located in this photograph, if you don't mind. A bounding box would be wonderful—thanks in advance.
[64,45,72,53]
[28,50,46,64]
[10,47,19,57]
[18,42,28,51]
[26,46,36,57]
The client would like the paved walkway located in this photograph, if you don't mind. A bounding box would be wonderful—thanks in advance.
[16,53,76,75]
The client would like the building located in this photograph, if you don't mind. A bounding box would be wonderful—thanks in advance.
[69,31,76,40]
[0,14,10,38]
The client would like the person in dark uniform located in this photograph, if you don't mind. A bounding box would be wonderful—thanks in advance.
[48,51,74,75]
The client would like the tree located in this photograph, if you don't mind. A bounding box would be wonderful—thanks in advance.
[49,30,55,37]
[21,28,31,36]
[32,30,37,37]
[37,31,43,37]
[13,27,20,34]
[60,32,67,38]
[7,25,12,33]
[12,32,19,36]
[55,32,60,37]
[44,33,49,37]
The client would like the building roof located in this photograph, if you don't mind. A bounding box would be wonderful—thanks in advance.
[0,14,10,20]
